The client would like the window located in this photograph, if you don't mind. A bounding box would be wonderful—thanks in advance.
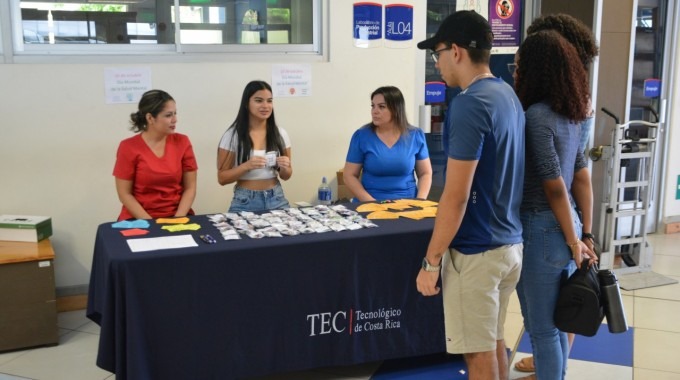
[12,0,320,56]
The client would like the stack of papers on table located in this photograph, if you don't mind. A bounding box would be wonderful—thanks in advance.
[357,200,438,220]
[127,235,198,253]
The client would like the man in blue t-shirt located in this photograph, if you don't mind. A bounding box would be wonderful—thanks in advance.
[416,10,525,380]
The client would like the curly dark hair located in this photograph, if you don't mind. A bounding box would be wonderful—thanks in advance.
[527,13,599,71]
[514,30,590,122]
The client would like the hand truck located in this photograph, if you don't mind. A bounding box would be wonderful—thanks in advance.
[589,107,660,274]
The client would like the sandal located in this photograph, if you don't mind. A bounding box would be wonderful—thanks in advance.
[514,356,535,373]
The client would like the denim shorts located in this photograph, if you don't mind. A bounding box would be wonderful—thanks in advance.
[228,183,290,213]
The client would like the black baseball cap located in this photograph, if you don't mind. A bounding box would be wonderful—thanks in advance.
[417,10,493,51]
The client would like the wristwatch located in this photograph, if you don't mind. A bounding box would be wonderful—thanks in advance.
[582,232,595,240]
[421,257,441,272]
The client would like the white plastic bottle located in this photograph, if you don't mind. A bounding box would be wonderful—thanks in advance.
[318,176,332,205]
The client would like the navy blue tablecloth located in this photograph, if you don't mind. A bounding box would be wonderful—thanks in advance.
[86,213,445,379]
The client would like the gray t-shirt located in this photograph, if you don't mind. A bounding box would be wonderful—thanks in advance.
[521,102,587,212]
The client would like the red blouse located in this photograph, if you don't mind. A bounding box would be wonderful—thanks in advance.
[113,133,198,221]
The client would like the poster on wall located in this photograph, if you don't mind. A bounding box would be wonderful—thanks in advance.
[455,0,520,55]
[488,0,521,54]
[104,67,152,104]
[353,2,382,48]
[271,64,312,97]
[384,3,413,48]
[456,0,489,20]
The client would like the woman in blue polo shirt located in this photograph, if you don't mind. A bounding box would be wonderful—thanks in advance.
[344,86,432,201]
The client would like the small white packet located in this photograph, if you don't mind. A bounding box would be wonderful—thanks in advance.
[245,230,265,239]
[265,151,279,168]
[314,226,332,233]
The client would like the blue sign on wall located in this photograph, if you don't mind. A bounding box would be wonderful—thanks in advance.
[353,2,382,40]
[425,82,446,103]
[643,78,661,98]
[385,4,413,41]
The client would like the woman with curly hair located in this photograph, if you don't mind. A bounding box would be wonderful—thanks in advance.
[527,13,599,153]
[515,13,600,375]
[513,30,598,380]
[527,13,598,71]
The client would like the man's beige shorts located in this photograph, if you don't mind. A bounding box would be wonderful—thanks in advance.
[441,244,523,354]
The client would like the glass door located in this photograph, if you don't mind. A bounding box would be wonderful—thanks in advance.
[422,1,521,201]
[423,2,456,201]
[625,0,670,233]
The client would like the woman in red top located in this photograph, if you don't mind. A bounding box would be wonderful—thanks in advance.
[113,90,198,221]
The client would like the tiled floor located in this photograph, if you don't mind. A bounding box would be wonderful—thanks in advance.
[1,232,679,380]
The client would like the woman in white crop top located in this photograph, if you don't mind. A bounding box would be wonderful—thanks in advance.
[217,80,292,212]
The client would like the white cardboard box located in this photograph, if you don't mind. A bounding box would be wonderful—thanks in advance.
[0,215,52,242]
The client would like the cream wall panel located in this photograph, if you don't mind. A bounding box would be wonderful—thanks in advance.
[594,32,631,124]
[601,0,634,33]
[590,0,634,234]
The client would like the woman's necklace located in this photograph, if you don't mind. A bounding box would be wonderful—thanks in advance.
[466,72,494,89]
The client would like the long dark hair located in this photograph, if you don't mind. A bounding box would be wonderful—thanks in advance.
[129,89,174,132]
[514,30,590,122]
[226,80,286,164]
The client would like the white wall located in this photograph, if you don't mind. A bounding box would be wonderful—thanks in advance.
[0,1,426,288]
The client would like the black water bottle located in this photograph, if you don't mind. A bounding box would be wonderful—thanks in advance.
[598,269,628,333]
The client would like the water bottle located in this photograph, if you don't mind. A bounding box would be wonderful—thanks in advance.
[317,176,332,205]
[598,269,628,333]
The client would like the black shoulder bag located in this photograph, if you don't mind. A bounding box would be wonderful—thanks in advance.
[553,259,605,337]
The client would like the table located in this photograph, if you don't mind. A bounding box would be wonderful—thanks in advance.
[86,213,445,379]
